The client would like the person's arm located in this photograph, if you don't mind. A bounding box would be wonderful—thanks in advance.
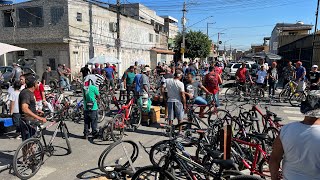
[199,84,211,94]
[269,136,284,180]
[22,103,46,122]
[180,83,186,110]
[10,100,14,115]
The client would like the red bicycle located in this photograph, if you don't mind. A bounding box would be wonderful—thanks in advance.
[100,96,142,142]
[231,133,282,178]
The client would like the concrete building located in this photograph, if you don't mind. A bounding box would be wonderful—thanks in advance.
[269,22,313,54]
[251,44,269,53]
[0,0,178,77]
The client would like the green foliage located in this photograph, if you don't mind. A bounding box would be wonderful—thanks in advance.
[174,30,212,60]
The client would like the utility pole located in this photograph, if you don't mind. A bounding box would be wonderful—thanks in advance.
[207,22,214,37]
[181,1,187,62]
[116,0,122,75]
[312,0,320,66]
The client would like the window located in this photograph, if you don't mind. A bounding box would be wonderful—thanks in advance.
[49,58,56,70]
[18,7,43,27]
[76,12,82,22]
[156,35,159,43]
[51,7,64,24]
[33,50,42,56]
[289,32,296,35]
[149,33,153,42]
[23,68,33,74]
[3,10,14,27]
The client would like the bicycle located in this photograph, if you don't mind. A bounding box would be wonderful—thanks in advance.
[225,81,254,102]
[278,79,297,102]
[12,109,72,179]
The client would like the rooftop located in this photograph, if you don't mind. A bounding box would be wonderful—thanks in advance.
[275,22,313,31]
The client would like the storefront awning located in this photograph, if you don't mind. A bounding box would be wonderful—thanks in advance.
[151,48,175,55]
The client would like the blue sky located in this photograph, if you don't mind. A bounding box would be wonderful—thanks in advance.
[14,0,316,50]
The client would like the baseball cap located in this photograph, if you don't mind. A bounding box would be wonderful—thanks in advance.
[142,67,151,72]
[312,65,318,68]
[301,90,320,117]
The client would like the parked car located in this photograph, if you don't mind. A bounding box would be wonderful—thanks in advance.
[0,66,36,88]
[224,62,253,79]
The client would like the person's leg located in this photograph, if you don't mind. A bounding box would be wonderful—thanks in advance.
[167,102,174,125]
[91,110,98,137]
[272,82,277,95]
[12,113,21,134]
[268,82,272,95]
[194,96,207,117]
[83,111,90,137]
[175,102,185,132]
[64,77,71,90]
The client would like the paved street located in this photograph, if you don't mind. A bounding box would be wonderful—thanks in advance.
[0,87,303,180]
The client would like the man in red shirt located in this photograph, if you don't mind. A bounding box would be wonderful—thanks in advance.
[34,80,53,113]
[204,66,222,107]
[236,62,252,85]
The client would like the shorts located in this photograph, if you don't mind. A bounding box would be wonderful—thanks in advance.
[167,101,184,121]
[194,96,207,105]
[20,120,36,141]
[297,81,306,92]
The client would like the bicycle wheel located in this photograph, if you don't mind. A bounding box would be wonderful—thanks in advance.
[131,166,176,180]
[130,104,142,131]
[258,158,282,179]
[250,88,265,103]
[13,138,44,180]
[289,92,306,107]
[98,140,139,174]
[208,109,232,127]
[110,114,125,141]
[278,88,290,103]
[149,140,171,166]
[225,87,241,102]
[97,102,106,123]
[61,124,72,154]
[230,175,264,180]
[263,127,279,154]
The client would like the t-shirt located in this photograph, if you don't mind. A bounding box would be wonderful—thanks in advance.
[92,68,101,75]
[80,67,90,78]
[34,83,45,101]
[267,68,278,82]
[280,122,320,180]
[163,73,174,79]
[256,70,267,84]
[124,72,135,85]
[296,66,306,81]
[83,85,100,111]
[185,65,197,75]
[163,78,185,102]
[12,67,22,81]
[214,66,222,75]
[283,65,296,80]
[104,67,114,79]
[308,71,320,84]
[57,67,65,77]
[140,74,150,94]
[134,74,142,93]
[42,71,49,85]
[236,68,247,83]
[185,81,202,98]
[9,90,20,113]
[19,89,37,121]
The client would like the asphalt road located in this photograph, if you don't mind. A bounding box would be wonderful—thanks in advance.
[0,85,303,180]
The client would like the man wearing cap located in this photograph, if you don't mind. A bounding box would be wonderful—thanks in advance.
[269,90,320,180]
[308,65,320,90]
[104,63,115,90]
[295,61,306,92]
[11,63,23,82]
[282,61,296,88]
[140,67,151,96]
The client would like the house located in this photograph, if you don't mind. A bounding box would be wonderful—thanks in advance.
[269,22,313,54]
[0,0,178,76]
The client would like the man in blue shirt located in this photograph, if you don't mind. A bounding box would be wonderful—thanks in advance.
[295,61,306,92]
[104,63,114,90]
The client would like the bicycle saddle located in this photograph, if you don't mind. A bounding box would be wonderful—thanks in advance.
[247,133,268,140]
[207,149,223,159]
[273,116,283,122]
[212,159,237,170]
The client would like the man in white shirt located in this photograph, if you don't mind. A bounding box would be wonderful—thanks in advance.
[161,70,186,129]
[9,80,22,138]
[256,65,267,87]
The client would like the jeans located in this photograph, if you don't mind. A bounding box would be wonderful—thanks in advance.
[84,110,98,136]
[213,93,220,107]
[12,113,21,133]
[60,76,70,90]
[269,81,276,95]
[194,96,207,105]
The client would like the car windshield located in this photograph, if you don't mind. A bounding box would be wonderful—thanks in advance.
[233,64,242,69]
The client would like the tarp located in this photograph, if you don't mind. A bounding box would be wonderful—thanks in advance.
[87,55,120,65]
[0,42,27,56]
[252,52,282,60]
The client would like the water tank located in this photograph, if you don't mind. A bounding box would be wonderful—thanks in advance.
[296,21,304,25]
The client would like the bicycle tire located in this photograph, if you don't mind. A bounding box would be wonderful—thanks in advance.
[263,127,279,154]
[230,175,264,180]
[208,109,232,127]
[62,125,72,154]
[97,102,106,123]
[230,141,245,171]
[149,140,171,166]
[131,166,176,180]
[289,92,306,107]
[278,88,290,103]
[130,104,142,131]
[98,140,139,174]
[13,138,44,180]
[225,87,241,102]
[110,114,125,142]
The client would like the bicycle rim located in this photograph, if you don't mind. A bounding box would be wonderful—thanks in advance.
[131,166,176,180]
[13,138,44,179]
[225,87,240,102]
[110,115,124,141]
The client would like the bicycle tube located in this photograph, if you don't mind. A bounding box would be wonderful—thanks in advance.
[131,166,176,180]
[62,124,72,154]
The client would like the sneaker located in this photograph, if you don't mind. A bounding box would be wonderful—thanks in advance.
[15,135,21,140]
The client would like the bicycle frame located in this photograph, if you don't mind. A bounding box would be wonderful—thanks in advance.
[250,105,282,130]
[118,98,134,120]
[232,138,269,177]
[38,120,65,151]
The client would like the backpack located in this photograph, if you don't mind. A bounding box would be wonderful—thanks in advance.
[205,72,219,90]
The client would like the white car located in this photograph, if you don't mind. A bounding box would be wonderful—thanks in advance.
[224,63,252,78]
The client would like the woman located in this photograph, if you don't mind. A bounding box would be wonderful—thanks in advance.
[268,62,278,96]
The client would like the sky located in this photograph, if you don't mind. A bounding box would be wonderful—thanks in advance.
[14,0,317,50]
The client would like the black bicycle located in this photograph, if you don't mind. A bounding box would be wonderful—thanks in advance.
[12,110,72,179]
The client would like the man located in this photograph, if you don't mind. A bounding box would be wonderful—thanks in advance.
[134,61,141,74]
[9,80,22,138]
[161,70,186,128]
[308,65,320,90]
[256,65,267,87]
[269,90,320,180]
[20,75,26,90]
[133,70,142,99]
[140,67,151,96]
[19,75,46,141]
[80,65,91,78]
[295,61,306,92]
[236,62,250,85]
[282,61,296,88]
[185,62,197,76]
[268,62,278,96]
[204,66,222,107]
[83,78,100,139]
[185,73,211,118]
[34,79,53,113]
[11,63,23,82]
[92,63,101,75]
[42,66,51,85]
[104,63,115,90]
[258,58,269,71]
[162,68,174,118]
[122,66,136,101]
[57,64,70,90]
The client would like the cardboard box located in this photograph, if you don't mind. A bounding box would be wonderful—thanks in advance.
[150,106,161,123]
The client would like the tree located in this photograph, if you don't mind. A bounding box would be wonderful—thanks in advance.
[174,30,212,60]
